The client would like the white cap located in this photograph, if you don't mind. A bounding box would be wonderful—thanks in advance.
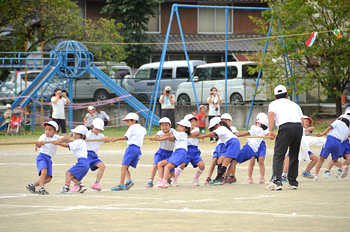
[198,105,207,111]
[345,108,350,115]
[159,117,171,125]
[43,121,59,131]
[177,119,191,128]
[87,106,95,111]
[208,117,221,129]
[165,86,171,91]
[5,104,11,108]
[72,125,88,135]
[255,112,268,123]
[184,114,198,121]
[92,118,104,131]
[256,117,268,127]
[123,112,139,121]
[274,85,287,95]
[221,113,232,121]
[339,114,350,122]
[302,115,313,125]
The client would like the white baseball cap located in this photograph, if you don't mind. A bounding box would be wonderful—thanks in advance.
[92,118,104,131]
[165,86,171,91]
[177,119,191,128]
[5,104,11,108]
[339,114,350,122]
[256,117,268,127]
[345,108,350,115]
[274,85,287,95]
[208,117,221,129]
[198,105,207,111]
[43,121,59,131]
[72,125,88,135]
[184,114,198,121]
[302,115,313,125]
[221,113,232,121]
[255,112,268,123]
[159,117,171,125]
[87,106,95,111]
[122,112,139,121]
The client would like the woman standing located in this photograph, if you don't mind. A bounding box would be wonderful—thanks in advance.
[159,86,176,128]
[207,87,222,143]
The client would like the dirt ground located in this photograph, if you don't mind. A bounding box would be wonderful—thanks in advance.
[0,137,349,231]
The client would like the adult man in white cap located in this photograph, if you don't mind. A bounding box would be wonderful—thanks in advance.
[159,86,175,128]
[267,85,303,190]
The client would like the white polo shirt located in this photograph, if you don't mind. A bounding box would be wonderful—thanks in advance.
[86,130,104,153]
[214,126,237,144]
[188,127,200,146]
[125,124,147,147]
[268,98,303,127]
[246,125,266,152]
[51,97,67,119]
[174,131,188,151]
[328,120,349,142]
[68,139,87,159]
[38,134,61,157]
[156,128,176,151]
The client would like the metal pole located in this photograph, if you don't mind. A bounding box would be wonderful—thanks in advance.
[224,7,228,112]
[68,78,73,131]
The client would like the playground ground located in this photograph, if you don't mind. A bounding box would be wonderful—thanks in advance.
[0,135,349,231]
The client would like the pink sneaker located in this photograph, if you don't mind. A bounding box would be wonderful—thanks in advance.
[192,177,200,186]
[72,184,78,192]
[91,183,102,191]
[259,177,265,184]
[247,177,253,184]
[341,165,349,178]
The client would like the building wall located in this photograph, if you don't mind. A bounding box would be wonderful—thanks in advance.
[86,1,108,20]
[233,9,263,34]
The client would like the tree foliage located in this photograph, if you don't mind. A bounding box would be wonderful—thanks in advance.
[250,0,350,115]
[102,0,163,67]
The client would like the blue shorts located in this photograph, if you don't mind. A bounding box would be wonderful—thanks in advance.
[87,150,103,171]
[169,148,187,167]
[153,148,175,172]
[319,135,341,161]
[68,158,89,181]
[185,145,203,168]
[213,143,225,159]
[36,153,53,177]
[223,138,240,159]
[122,144,141,168]
[340,139,350,157]
[254,141,266,161]
[237,144,256,164]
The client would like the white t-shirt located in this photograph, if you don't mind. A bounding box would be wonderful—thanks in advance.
[68,139,87,159]
[328,120,349,142]
[214,126,237,144]
[246,125,266,152]
[96,111,110,121]
[207,95,220,116]
[125,124,147,147]
[86,130,104,153]
[156,128,176,151]
[268,98,303,127]
[231,126,238,133]
[38,134,61,157]
[51,97,67,119]
[174,131,188,151]
[187,127,200,146]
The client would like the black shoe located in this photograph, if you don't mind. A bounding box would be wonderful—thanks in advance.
[26,184,36,194]
[38,189,49,195]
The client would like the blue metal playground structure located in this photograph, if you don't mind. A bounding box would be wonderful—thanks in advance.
[0,40,160,132]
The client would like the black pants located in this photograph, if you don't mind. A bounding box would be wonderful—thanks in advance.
[52,118,67,133]
[272,123,303,186]
[208,115,218,142]
[160,109,175,129]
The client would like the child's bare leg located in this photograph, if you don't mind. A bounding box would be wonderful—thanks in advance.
[95,162,106,182]
[283,156,289,173]
[119,164,129,185]
[258,156,265,177]
[248,157,255,178]
[227,160,238,177]
[169,171,175,179]
[163,163,176,180]
[71,177,81,185]
[65,171,73,186]
[343,154,350,166]
[157,160,168,179]
[217,155,225,165]
[37,169,48,187]
[126,168,131,181]
[207,158,218,178]
[149,164,157,179]
[305,154,318,172]
[314,156,326,175]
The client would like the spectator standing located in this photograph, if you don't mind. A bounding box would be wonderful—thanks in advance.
[95,106,111,126]
[4,104,12,134]
[207,87,222,143]
[159,86,176,128]
[51,88,70,136]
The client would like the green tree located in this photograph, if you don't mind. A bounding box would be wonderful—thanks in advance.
[250,0,350,115]
[102,0,163,68]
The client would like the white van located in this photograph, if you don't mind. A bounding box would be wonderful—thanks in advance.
[175,62,266,105]
[130,60,206,103]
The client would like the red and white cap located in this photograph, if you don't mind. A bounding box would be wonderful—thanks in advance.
[159,117,171,125]
[72,125,88,135]
[43,121,59,131]
[184,114,198,121]
[92,118,104,131]
[302,115,313,125]
[122,112,139,121]
[255,112,268,123]
[177,119,191,128]
[256,117,268,127]
[87,105,95,111]
[221,113,232,121]
[208,117,221,129]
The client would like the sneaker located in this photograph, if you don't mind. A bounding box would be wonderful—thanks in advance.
[265,183,282,191]
[158,182,169,189]
[38,189,49,195]
[204,177,211,185]
[167,179,172,186]
[313,175,318,181]
[335,168,342,178]
[281,176,287,182]
[171,180,179,187]
[247,177,253,184]
[110,184,126,191]
[26,184,36,194]
[222,176,227,184]
[154,181,163,188]
[146,181,153,188]
[72,184,78,192]
[209,178,224,185]
[227,176,237,184]
[192,177,200,186]
[91,183,102,191]
[125,180,134,190]
[58,187,70,194]
[201,141,205,143]
[259,177,265,184]
[287,184,298,190]
[78,186,87,193]
[341,165,349,178]
[210,140,215,143]
[323,172,333,179]
[302,171,314,179]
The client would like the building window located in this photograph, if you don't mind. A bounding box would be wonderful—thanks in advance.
[145,4,161,33]
[198,4,233,34]
[75,1,86,19]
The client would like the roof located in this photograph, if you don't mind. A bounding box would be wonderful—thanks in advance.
[148,34,263,53]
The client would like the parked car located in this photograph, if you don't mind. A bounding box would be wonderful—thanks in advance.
[175,61,266,105]
[128,60,207,103]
